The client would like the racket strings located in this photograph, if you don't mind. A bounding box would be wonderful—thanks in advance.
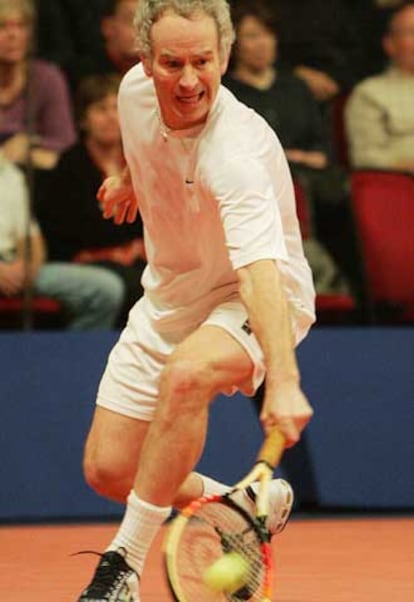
[169,500,267,601]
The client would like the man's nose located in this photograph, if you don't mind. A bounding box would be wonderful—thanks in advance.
[179,65,198,89]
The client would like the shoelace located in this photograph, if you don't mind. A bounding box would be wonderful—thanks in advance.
[73,550,134,597]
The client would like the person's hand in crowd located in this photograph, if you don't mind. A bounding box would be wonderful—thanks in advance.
[260,379,314,447]
[0,260,26,297]
[295,66,340,102]
[286,149,328,169]
[31,148,59,170]
[1,135,57,169]
[394,161,414,174]
[97,168,139,225]
[1,134,31,164]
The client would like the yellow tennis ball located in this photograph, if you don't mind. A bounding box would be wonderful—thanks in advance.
[203,552,249,594]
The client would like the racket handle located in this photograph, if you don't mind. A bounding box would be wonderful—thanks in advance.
[257,429,286,468]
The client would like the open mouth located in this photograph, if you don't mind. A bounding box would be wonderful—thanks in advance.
[177,91,205,105]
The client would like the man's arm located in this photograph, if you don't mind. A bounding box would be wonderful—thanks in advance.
[237,258,313,446]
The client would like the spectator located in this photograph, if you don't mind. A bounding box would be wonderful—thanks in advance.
[69,0,139,90]
[346,1,414,172]
[268,0,357,103]
[225,0,351,296]
[226,1,329,173]
[0,0,76,170]
[348,0,404,81]
[0,155,124,329]
[35,74,146,326]
[35,0,101,73]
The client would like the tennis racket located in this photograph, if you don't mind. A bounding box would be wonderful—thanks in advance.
[164,428,286,602]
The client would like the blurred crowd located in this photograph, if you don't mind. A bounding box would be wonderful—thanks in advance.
[1,0,413,330]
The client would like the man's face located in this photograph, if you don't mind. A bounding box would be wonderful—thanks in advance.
[0,11,30,65]
[142,10,228,130]
[384,7,414,73]
[102,0,138,62]
[235,16,277,73]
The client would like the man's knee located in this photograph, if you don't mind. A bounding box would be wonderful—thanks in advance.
[83,448,113,495]
[159,355,214,415]
[83,445,132,500]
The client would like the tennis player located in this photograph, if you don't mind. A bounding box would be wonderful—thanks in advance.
[78,1,315,600]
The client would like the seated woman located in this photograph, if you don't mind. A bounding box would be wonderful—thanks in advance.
[225,1,330,189]
[0,0,76,170]
[35,73,146,326]
[224,0,354,296]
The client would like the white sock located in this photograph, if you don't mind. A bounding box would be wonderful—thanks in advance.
[107,490,171,574]
[197,473,231,497]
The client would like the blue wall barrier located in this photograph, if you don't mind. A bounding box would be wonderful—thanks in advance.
[0,328,413,521]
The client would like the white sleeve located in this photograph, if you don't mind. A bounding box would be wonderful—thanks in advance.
[118,64,154,159]
[209,156,288,270]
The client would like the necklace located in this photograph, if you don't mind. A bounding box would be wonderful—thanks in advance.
[155,105,199,205]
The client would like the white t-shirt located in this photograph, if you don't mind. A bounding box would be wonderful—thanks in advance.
[0,159,39,261]
[119,64,315,334]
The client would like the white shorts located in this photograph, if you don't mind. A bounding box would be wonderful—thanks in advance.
[96,298,266,421]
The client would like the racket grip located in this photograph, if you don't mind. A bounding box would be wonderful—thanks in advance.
[257,429,286,468]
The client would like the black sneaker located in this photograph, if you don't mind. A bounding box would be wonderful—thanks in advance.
[77,548,140,601]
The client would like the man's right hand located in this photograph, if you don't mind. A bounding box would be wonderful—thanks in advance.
[261,379,314,447]
[97,170,139,225]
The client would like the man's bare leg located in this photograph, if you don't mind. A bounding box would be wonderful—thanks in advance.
[106,325,254,574]
[84,409,231,507]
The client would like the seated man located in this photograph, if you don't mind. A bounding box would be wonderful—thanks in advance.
[346,2,414,172]
[349,0,402,81]
[35,0,98,72]
[0,156,123,330]
[68,0,139,90]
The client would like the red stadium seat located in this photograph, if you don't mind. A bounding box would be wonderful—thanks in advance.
[0,296,63,329]
[316,294,356,312]
[293,180,312,239]
[293,180,357,322]
[351,170,414,321]
[0,297,61,312]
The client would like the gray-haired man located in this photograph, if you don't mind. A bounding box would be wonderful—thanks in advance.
[78,1,314,600]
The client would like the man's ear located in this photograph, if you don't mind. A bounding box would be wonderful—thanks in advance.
[141,56,153,77]
[220,51,231,76]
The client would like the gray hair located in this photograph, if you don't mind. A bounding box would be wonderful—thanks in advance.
[0,0,35,23]
[134,0,235,61]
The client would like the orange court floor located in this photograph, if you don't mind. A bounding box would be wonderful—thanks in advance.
[1,517,413,602]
